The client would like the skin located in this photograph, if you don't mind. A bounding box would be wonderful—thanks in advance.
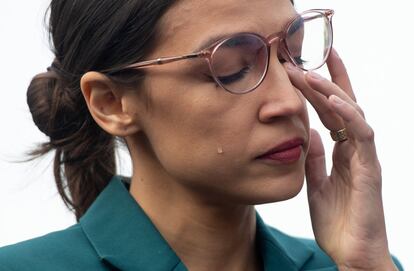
[80,0,397,270]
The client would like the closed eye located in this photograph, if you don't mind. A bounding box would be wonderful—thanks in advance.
[216,66,251,85]
[293,56,307,65]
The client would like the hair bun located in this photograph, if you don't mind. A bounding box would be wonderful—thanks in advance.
[27,69,60,138]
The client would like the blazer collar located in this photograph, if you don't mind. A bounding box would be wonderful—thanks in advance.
[80,176,313,271]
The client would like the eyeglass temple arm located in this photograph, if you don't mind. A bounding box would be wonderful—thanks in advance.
[129,53,204,69]
[102,52,207,74]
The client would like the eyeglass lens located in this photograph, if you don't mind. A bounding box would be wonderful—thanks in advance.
[211,35,268,93]
[210,11,332,93]
[286,12,332,70]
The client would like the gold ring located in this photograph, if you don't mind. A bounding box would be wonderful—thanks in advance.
[330,128,348,142]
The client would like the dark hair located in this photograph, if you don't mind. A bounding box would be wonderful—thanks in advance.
[27,0,177,221]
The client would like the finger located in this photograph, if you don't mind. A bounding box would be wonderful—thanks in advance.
[329,95,378,164]
[305,71,365,118]
[327,48,357,102]
[285,63,325,108]
[305,129,328,197]
[285,62,344,131]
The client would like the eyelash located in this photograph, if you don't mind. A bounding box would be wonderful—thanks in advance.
[293,56,304,65]
[204,66,250,87]
[278,56,305,66]
[217,66,250,85]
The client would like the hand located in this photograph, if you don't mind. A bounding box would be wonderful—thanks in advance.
[285,49,397,270]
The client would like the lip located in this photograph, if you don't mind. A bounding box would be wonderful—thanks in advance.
[255,137,305,160]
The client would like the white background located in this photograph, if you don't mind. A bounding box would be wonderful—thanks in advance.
[0,0,413,269]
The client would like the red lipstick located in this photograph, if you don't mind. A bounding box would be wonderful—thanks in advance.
[256,138,304,164]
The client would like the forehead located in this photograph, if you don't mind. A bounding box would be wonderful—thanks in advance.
[155,0,296,54]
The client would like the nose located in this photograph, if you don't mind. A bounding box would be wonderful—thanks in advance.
[256,49,306,123]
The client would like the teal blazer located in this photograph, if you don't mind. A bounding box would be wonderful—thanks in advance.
[0,176,403,270]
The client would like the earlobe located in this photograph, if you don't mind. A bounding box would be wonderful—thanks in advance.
[80,71,141,136]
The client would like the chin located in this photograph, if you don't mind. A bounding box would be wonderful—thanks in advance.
[189,164,306,206]
[236,172,306,205]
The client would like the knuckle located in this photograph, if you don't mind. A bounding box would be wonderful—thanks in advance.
[376,160,382,175]
[363,125,375,141]
[371,160,383,182]
[354,104,365,117]
[349,107,361,121]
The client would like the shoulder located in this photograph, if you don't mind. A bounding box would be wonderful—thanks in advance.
[0,223,108,271]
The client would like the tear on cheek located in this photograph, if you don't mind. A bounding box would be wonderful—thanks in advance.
[217,146,224,154]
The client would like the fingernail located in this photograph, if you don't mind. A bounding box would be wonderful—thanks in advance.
[330,95,343,105]
[307,71,323,81]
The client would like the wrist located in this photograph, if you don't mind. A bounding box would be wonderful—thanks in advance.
[337,257,398,271]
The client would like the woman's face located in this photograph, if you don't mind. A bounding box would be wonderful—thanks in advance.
[127,0,310,205]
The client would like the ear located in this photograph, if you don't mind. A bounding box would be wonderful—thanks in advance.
[80,71,141,136]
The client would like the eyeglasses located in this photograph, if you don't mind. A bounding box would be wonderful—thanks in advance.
[104,9,334,94]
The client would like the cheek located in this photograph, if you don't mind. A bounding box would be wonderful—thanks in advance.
[142,81,250,185]
[137,75,310,203]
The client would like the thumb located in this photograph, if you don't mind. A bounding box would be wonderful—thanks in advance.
[306,129,328,197]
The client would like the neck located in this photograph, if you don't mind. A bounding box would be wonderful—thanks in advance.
[131,182,262,271]
[127,138,263,271]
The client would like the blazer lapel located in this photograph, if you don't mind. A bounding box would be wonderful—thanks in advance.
[79,176,184,271]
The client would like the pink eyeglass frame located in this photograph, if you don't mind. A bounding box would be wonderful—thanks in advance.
[102,9,334,94]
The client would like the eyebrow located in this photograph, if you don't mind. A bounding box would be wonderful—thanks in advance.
[193,32,233,53]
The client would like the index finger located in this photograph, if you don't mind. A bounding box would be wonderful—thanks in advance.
[327,48,357,102]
